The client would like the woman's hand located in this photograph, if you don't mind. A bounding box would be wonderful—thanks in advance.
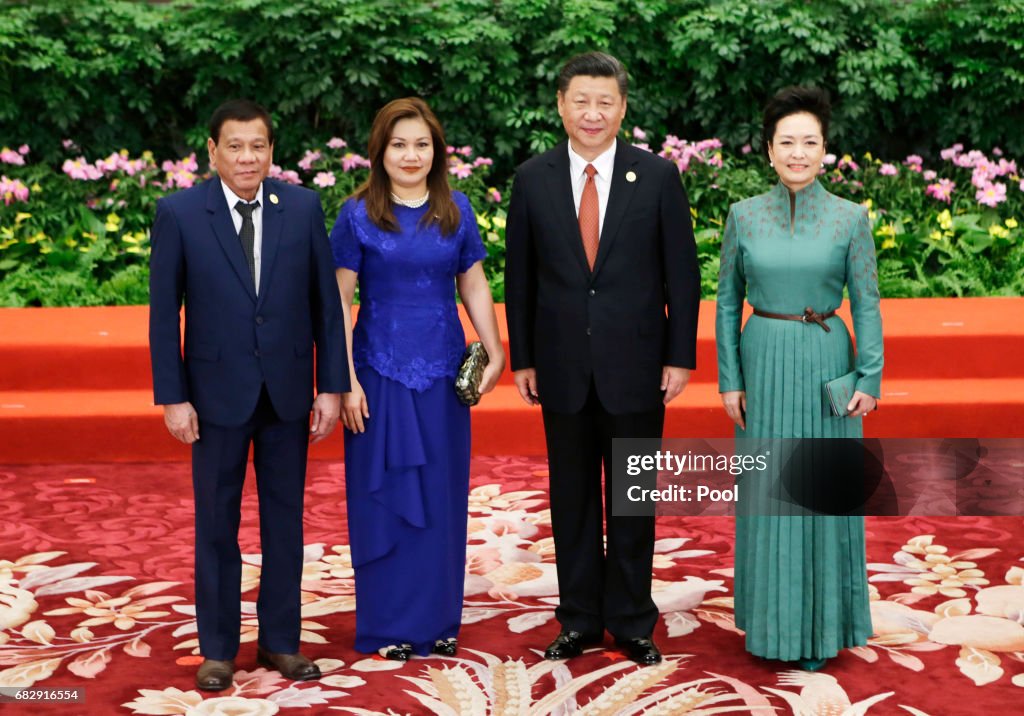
[721,390,746,430]
[477,352,506,397]
[846,390,877,418]
[341,379,369,433]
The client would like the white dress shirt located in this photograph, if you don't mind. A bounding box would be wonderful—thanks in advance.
[220,181,265,294]
[568,141,616,238]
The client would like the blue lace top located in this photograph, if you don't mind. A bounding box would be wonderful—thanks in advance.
[328,191,488,391]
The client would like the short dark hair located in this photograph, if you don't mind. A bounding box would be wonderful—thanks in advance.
[558,51,628,97]
[209,99,274,145]
[761,86,831,157]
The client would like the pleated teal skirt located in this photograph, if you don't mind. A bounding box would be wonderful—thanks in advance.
[733,315,873,661]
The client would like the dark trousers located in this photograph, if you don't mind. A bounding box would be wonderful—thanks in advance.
[541,382,664,640]
[191,385,309,660]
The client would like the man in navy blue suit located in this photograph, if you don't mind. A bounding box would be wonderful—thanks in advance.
[149,99,348,691]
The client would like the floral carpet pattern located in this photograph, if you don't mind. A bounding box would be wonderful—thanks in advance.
[1,458,1021,715]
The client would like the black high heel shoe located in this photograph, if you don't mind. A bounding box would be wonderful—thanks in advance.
[431,638,458,656]
[379,643,413,661]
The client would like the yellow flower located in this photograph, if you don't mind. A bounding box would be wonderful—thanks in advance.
[142,150,154,161]
[863,198,874,209]
[106,212,121,226]
[122,233,141,244]
[64,238,78,248]
[937,209,953,231]
[31,183,41,192]
[868,210,877,220]
[877,222,896,239]
[690,206,698,219]
[14,212,31,224]
[881,237,896,249]
[864,151,874,161]
[1006,218,1018,229]
[82,231,97,241]
[39,245,52,254]
[842,154,854,165]
[989,225,1009,239]
[929,230,943,241]
[492,215,506,230]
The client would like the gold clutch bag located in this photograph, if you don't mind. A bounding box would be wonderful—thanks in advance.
[455,341,489,406]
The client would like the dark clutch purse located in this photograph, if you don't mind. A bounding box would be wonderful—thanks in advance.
[455,341,489,406]
[824,370,859,417]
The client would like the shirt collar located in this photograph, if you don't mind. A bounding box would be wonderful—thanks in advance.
[567,140,617,181]
[220,179,264,212]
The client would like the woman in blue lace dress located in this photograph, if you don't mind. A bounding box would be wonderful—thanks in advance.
[329,98,505,661]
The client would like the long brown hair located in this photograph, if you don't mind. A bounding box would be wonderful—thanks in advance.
[354,97,460,236]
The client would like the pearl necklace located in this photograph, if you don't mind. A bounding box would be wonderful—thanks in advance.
[390,191,429,209]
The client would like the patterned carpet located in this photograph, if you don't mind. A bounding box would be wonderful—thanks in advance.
[1,458,1021,715]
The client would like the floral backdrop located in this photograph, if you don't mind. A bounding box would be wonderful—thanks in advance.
[1,128,1022,307]
[1,458,1021,714]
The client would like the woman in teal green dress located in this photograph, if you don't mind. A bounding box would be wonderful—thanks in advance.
[715,86,883,670]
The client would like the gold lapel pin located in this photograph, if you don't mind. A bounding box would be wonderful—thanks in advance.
[625,171,637,183]
[269,193,279,205]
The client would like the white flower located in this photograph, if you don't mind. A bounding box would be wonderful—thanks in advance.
[185,696,279,715]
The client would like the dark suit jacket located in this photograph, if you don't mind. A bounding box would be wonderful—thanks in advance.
[505,139,700,414]
[149,176,348,427]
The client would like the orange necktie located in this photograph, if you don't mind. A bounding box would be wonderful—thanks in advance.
[578,164,599,269]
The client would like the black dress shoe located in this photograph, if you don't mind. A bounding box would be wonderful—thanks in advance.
[615,637,662,665]
[256,646,321,681]
[544,630,602,660]
[432,638,458,656]
[379,643,413,661]
[196,658,234,691]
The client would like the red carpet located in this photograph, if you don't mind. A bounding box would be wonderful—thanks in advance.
[1,459,1022,715]
[1,298,1023,463]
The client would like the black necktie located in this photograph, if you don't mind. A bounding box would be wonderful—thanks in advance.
[234,200,259,287]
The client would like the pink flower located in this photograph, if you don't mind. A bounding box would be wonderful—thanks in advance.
[312,171,336,188]
[0,175,30,204]
[838,155,860,172]
[18,144,29,155]
[341,152,370,172]
[326,137,347,149]
[472,157,493,167]
[62,157,103,180]
[925,178,955,203]
[879,163,898,176]
[1020,180,1024,193]
[996,158,1017,177]
[972,167,991,188]
[632,127,647,141]
[62,139,76,150]
[457,146,472,157]
[1,147,25,165]
[822,153,836,165]
[487,187,501,203]
[269,165,303,185]
[903,155,923,172]
[940,143,963,161]
[993,147,1003,157]
[741,143,753,155]
[923,170,937,181]
[446,145,456,155]
[448,159,473,179]
[297,150,321,172]
[633,142,651,153]
[976,181,1007,207]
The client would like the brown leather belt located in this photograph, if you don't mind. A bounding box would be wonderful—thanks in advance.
[753,306,836,332]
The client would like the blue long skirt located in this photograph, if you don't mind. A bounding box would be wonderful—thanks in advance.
[344,366,470,656]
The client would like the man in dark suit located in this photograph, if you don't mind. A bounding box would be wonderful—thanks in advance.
[505,52,700,665]
[149,99,348,690]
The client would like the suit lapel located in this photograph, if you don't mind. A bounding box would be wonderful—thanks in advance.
[591,139,639,277]
[256,179,283,306]
[546,143,593,280]
[206,176,257,303]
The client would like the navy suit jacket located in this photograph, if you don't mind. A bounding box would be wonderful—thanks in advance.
[505,139,700,414]
[149,176,348,427]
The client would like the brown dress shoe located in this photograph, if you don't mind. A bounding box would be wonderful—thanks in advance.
[196,658,235,691]
[256,646,321,681]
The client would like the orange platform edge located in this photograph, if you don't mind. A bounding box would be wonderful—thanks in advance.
[1,297,1022,463]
